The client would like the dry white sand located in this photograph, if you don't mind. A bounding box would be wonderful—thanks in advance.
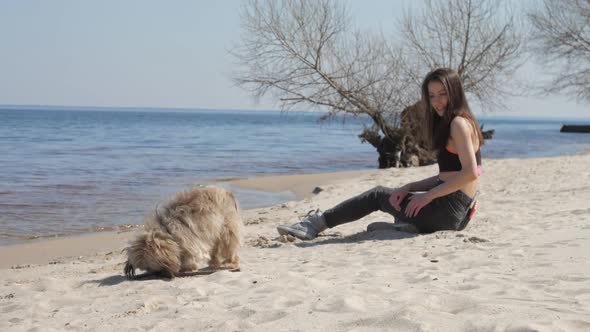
[1,153,589,331]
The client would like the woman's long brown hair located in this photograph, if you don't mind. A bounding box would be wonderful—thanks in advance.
[421,68,484,150]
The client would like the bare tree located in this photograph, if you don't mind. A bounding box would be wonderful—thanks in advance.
[232,0,525,168]
[400,0,525,110]
[528,0,590,102]
[233,0,412,134]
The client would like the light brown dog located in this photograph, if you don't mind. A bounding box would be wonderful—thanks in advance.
[124,185,242,279]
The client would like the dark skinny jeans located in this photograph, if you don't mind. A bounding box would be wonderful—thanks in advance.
[323,181,473,234]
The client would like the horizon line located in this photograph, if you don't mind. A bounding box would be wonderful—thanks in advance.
[0,103,283,113]
[0,103,588,120]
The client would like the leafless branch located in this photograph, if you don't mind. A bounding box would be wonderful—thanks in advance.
[528,0,590,101]
[399,0,525,110]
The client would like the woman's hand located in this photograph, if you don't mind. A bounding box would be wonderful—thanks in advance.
[389,187,410,211]
[404,192,434,218]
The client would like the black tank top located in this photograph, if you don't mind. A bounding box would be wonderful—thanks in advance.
[438,146,482,172]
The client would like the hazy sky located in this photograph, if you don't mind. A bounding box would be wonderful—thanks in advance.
[0,0,587,118]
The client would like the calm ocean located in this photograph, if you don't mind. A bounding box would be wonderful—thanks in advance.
[1,106,590,245]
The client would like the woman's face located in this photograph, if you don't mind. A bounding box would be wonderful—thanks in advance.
[428,80,448,116]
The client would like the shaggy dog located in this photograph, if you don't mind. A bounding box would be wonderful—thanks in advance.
[124,186,242,279]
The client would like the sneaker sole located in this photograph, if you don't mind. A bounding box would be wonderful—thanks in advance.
[276,225,314,240]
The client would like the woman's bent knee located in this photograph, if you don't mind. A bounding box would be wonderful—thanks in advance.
[371,186,393,194]
[370,186,397,209]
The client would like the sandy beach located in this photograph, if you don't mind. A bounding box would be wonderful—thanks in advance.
[1,153,589,331]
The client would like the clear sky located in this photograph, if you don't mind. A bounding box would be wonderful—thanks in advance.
[0,0,587,119]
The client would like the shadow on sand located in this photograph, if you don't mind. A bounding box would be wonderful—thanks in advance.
[86,268,240,286]
[294,221,420,248]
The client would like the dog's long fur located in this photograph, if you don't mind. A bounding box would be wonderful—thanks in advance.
[124,186,242,279]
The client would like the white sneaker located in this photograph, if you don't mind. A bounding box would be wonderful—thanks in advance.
[277,209,327,240]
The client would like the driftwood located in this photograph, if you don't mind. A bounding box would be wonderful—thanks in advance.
[560,125,590,133]
[480,124,495,139]
[482,129,495,139]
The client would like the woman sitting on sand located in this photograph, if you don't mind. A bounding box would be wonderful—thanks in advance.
[277,68,483,239]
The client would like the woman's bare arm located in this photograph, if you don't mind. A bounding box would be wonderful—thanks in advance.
[403,175,440,192]
[427,117,479,199]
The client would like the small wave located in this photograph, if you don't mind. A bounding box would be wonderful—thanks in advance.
[31,184,98,190]
[0,224,143,244]
[213,177,243,182]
